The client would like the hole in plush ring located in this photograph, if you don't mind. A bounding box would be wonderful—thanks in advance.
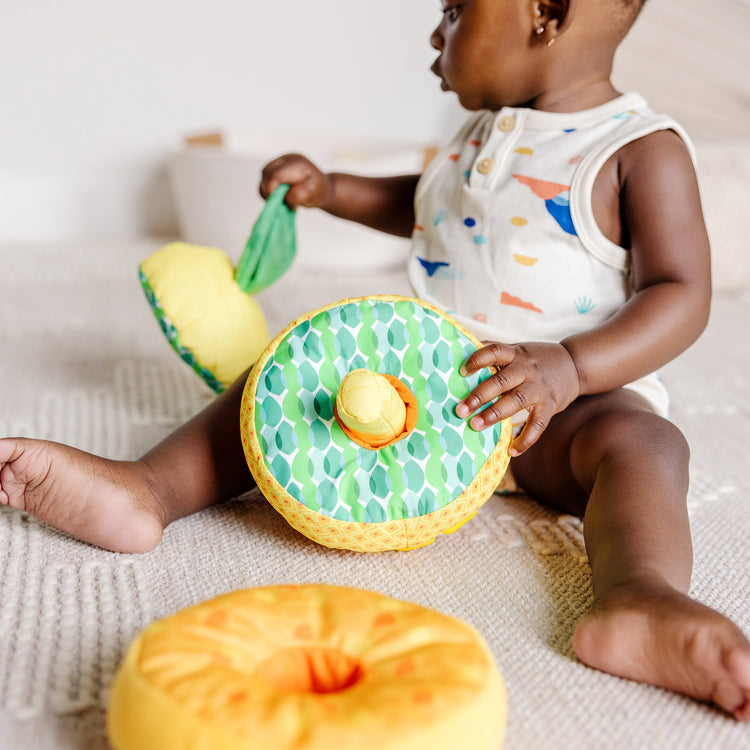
[254,646,364,694]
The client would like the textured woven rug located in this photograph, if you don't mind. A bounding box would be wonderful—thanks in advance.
[1,238,749,749]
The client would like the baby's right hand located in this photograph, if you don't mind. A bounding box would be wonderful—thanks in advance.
[260,154,332,211]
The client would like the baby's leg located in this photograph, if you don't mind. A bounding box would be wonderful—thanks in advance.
[512,389,750,720]
[0,371,254,553]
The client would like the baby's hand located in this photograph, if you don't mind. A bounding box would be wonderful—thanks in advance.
[456,341,580,456]
[260,154,332,210]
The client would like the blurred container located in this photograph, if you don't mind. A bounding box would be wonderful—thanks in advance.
[168,131,432,273]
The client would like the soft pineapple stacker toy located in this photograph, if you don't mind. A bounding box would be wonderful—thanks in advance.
[139,185,513,553]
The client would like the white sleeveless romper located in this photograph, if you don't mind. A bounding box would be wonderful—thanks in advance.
[408,92,695,420]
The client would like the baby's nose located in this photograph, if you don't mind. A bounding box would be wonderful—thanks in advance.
[430,25,443,51]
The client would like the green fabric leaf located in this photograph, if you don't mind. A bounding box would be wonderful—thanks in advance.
[235,184,296,294]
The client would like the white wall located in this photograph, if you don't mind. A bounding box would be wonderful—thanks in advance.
[0,0,465,239]
[8,0,747,242]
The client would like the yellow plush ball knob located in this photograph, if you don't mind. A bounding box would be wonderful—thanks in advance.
[335,369,407,447]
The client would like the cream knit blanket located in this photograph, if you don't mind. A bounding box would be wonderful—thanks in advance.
[1,238,749,748]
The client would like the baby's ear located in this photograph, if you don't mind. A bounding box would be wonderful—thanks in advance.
[534,0,576,39]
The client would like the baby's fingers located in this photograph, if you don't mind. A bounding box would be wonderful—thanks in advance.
[460,342,516,376]
[259,155,296,198]
[460,382,528,430]
[457,354,521,420]
[260,154,325,207]
[509,408,552,456]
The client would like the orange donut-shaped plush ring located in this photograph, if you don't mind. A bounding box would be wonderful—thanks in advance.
[107,584,507,750]
[241,296,512,552]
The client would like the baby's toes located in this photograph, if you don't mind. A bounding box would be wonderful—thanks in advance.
[728,649,750,721]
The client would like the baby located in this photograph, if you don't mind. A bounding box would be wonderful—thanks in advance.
[2,0,750,720]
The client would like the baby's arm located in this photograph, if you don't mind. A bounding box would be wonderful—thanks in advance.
[459,130,712,454]
[260,154,420,238]
[561,131,711,394]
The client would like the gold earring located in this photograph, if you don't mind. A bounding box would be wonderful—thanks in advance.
[546,37,556,47]
[536,26,545,36]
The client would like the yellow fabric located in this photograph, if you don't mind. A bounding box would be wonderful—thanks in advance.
[140,242,270,388]
[335,369,407,445]
[107,585,506,750]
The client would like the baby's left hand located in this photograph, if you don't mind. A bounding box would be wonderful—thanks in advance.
[456,341,580,455]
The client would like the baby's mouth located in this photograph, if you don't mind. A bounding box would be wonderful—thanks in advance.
[431,59,449,90]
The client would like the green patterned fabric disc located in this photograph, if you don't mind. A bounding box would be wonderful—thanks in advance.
[254,298,504,524]
[139,268,225,394]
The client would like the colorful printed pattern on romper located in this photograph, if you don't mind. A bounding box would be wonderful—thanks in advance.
[416,257,466,281]
[500,292,542,314]
[512,174,577,236]
[253,299,504,524]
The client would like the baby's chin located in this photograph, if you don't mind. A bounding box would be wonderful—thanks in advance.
[445,85,501,112]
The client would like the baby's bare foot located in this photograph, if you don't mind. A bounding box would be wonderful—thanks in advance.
[573,583,750,720]
[0,437,166,553]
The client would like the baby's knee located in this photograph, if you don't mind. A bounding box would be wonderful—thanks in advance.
[574,407,690,475]
[650,417,690,464]
[624,412,689,462]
